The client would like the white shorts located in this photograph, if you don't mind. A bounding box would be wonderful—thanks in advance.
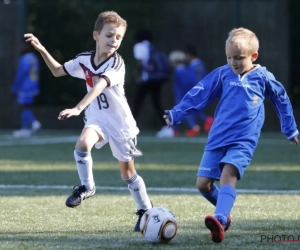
[84,123,142,162]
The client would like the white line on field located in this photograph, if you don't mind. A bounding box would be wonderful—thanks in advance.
[0,185,298,194]
[0,135,290,146]
[0,136,78,146]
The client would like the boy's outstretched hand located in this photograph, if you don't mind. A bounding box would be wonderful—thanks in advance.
[290,136,298,146]
[58,108,81,120]
[24,33,45,52]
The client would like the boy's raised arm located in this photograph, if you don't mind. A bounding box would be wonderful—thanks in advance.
[24,33,66,77]
[58,77,108,120]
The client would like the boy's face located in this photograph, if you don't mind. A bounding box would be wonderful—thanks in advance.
[225,43,258,75]
[93,23,126,54]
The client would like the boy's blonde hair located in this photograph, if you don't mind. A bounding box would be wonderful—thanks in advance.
[94,11,127,33]
[226,28,259,54]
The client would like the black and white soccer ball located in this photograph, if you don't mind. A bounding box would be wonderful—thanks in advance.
[140,206,178,243]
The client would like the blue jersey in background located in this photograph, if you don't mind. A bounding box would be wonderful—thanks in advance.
[174,59,208,102]
[11,52,40,104]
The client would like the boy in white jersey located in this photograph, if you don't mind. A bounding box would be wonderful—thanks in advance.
[24,11,152,232]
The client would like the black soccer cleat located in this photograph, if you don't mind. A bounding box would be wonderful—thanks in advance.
[65,185,95,208]
[134,201,153,232]
[134,209,148,232]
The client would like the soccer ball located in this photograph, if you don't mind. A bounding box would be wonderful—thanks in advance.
[140,206,178,243]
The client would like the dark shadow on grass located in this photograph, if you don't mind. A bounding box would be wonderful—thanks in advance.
[0,219,299,250]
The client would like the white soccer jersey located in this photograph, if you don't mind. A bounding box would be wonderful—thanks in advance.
[63,51,139,142]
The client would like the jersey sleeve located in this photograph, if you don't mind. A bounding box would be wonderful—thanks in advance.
[63,55,85,79]
[101,55,125,87]
[169,66,223,125]
[264,71,299,139]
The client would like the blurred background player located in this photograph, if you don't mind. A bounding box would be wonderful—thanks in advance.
[168,50,187,137]
[11,42,41,137]
[183,44,213,136]
[131,29,172,138]
[169,46,213,137]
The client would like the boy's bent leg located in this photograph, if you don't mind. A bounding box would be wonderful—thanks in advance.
[214,164,237,226]
[198,176,232,233]
[197,177,219,206]
[207,164,239,241]
[214,145,251,229]
[198,149,233,242]
[110,137,152,231]
[120,160,152,232]
[197,149,223,206]
[65,127,101,208]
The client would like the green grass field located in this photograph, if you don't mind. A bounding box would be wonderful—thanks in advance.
[0,130,299,249]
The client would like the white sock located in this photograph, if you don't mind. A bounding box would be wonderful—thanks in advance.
[74,149,95,190]
[123,172,152,210]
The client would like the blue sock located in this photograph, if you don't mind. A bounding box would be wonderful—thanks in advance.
[198,111,207,121]
[200,183,219,206]
[214,185,236,227]
[21,110,35,129]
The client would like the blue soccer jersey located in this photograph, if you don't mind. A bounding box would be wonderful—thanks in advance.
[168,64,299,151]
[11,52,40,98]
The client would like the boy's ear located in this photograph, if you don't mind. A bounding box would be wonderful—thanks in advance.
[251,52,259,61]
[92,31,99,41]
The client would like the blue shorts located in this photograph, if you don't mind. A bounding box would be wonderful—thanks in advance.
[17,95,35,105]
[197,144,253,180]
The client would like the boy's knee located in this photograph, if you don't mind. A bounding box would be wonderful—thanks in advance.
[220,164,238,184]
[196,177,213,193]
[76,139,89,152]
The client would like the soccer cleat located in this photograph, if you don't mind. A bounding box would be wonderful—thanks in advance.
[204,116,214,133]
[204,215,225,243]
[173,130,180,137]
[185,125,200,137]
[65,185,95,208]
[134,202,153,232]
[134,209,148,232]
[224,214,232,232]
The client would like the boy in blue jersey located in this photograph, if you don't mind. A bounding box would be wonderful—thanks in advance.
[164,28,298,243]
[11,42,41,137]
